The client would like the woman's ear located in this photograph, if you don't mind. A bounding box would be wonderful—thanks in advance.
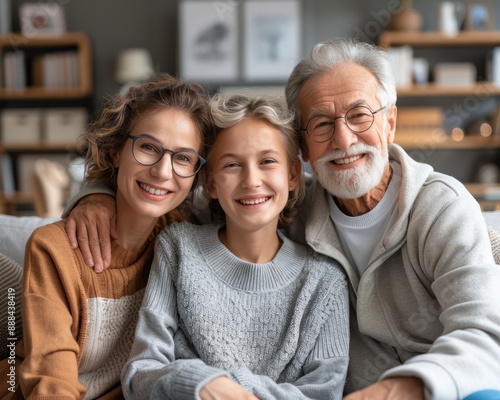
[113,150,122,168]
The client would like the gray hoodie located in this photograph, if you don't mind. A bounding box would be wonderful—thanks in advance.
[287,144,500,399]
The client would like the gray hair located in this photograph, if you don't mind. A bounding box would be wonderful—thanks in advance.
[285,37,397,124]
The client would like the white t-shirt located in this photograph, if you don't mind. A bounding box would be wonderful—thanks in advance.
[329,161,402,275]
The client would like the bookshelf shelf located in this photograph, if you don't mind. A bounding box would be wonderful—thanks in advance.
[379,31,500,48]
[394,134,500,149]
[0,87,91,99]
[380,31,500,96]
[395,82,500,97]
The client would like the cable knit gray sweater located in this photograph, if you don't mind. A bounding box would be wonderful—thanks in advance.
[122,222,349,400]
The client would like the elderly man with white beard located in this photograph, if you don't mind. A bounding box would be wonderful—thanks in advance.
[284,38,500,400]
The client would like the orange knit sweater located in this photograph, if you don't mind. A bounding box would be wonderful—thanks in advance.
[0,211,183,400]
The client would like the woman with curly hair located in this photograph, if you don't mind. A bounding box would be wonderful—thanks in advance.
[0,73,215,399]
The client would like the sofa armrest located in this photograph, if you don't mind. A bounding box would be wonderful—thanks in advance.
[0,214,58,265]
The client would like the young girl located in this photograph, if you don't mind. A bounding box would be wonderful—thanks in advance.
[122,95,349,400]
[0,73,214,399]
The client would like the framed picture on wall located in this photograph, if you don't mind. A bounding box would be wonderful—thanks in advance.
[19,3,66,35]
[178,0,239,83]
[243,0,302,82]
[465,0,493,31]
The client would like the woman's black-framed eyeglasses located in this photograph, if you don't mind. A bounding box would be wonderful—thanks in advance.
[128,134,205,178]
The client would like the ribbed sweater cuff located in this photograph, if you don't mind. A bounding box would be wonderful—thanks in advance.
[151,361,229,400]
[231,367,257,390]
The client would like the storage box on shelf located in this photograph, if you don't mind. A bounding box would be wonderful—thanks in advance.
[0,32,92,215]
[379,30,500,207]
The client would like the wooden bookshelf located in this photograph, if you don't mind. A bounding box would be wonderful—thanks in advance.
[0,32,92,99]
[379,30,500,195]
[0,33,91,215]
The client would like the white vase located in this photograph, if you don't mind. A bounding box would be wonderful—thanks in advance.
[439,1,466,35]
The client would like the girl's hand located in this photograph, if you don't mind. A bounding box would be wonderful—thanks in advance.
[65,194,118,272]
[200,377,260,400]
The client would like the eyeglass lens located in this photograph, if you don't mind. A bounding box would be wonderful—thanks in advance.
[306,106,377,142]
[132,136,202,177]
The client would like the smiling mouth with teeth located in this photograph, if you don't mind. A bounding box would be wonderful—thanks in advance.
[139,182,169,196]
[238,197,270,205]
[334,154,362,165]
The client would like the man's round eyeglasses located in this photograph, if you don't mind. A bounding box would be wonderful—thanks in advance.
[301,105,388,143]
[128,135,206,178]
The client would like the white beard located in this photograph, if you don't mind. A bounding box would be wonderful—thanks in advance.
[315,143,388,199]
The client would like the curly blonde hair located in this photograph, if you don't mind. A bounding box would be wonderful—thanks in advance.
[79,73,215,191]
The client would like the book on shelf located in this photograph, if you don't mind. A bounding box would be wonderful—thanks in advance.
[39,51,79,89]
[487,47,500,86]
[2,49,79,90]
[2,50,26,90]
[386,45,413,87]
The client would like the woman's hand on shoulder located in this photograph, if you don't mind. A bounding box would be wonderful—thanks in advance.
[200,376,259,400]
[65,194,118,273]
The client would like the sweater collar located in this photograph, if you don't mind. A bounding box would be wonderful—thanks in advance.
[108,218,166,269]
[198,224,306,292]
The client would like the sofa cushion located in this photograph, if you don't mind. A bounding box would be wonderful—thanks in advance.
[0,214,58,265]
[0,252,23,360]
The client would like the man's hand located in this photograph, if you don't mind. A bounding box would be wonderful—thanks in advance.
[65,194,118,272]
[199,376,259,400]
[343,377,425,400]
